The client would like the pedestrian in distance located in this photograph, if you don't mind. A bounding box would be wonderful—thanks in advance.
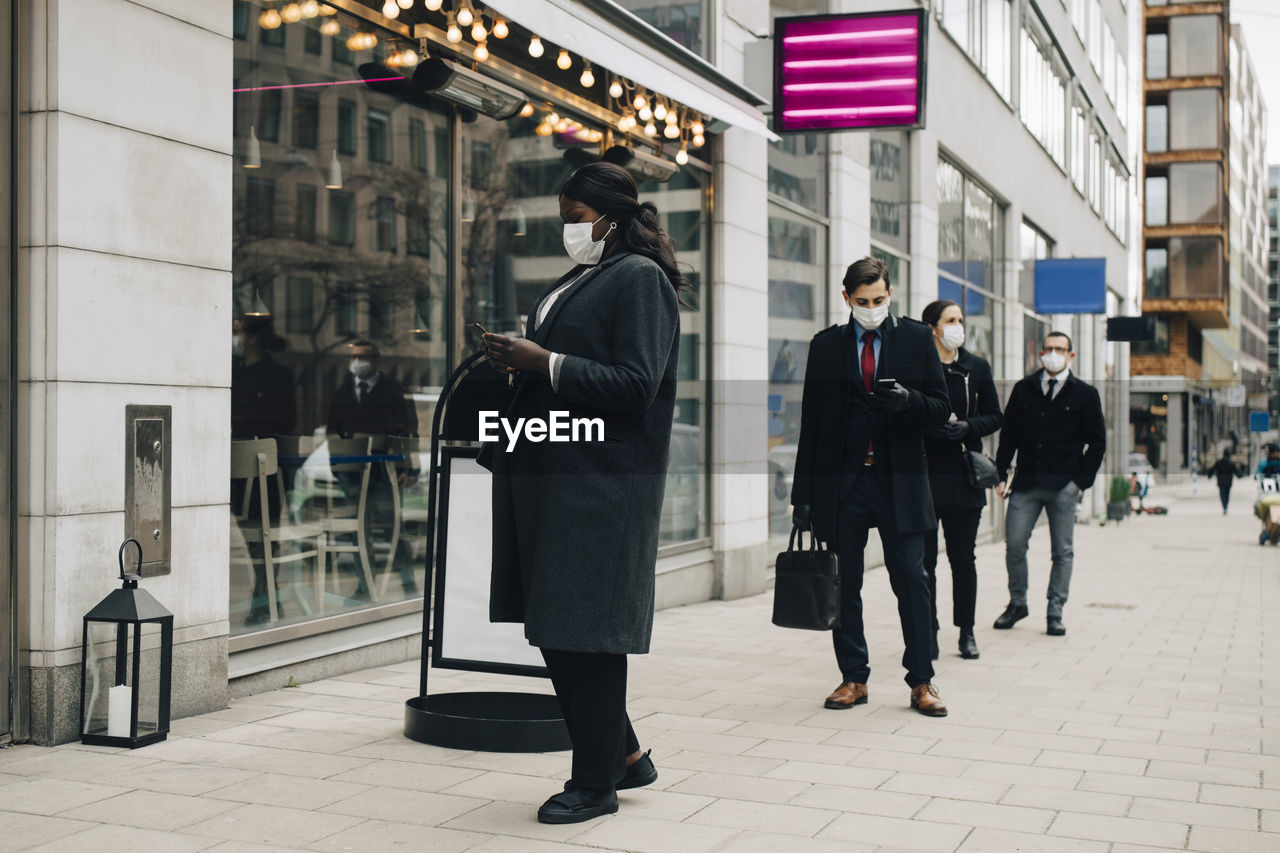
[478,162,683,825]
[1255,443,1280,479]
[993,332,1107,637]
[1210,448,1237,514]
[791,256,953,717]
[920,300,1004,662]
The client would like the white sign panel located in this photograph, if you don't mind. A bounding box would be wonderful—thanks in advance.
[439,454,544,669]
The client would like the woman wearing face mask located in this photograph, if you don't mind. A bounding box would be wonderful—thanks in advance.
[920,300,1003,661]
[479,162,685,825]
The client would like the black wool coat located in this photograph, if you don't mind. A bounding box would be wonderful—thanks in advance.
[327,373,419,437]
[486,251,680,655]
[922,348,1004,511]
[791,315,951,543]
[995,370,1107,492]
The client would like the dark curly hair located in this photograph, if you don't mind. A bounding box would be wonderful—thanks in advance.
[559,162,688,296]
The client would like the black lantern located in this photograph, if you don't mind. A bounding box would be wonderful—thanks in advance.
[79,539,173,748]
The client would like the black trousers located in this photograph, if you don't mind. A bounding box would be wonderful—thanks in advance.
[1219,482,1231,512]
[922,506,982,631]
[833,467,935,687]
[540,648,640,791]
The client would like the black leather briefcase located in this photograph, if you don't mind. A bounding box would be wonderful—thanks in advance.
[772,526,840,631]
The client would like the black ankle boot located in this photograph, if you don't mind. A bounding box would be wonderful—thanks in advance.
[959,628,979,659]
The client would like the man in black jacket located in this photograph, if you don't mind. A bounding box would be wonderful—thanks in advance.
[791,257,952,717]
[993,331,1106,637]
[327,340,418,439]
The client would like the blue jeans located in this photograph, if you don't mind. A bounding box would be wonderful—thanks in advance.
[1004,482,1079,619]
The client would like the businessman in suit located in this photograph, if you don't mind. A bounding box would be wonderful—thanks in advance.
[791,257,952,716]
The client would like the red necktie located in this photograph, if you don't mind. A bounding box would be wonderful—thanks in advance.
[861,331,877,392]
[862,331,877,457]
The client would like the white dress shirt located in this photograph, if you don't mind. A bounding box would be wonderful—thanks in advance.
[1041,367,1070,399]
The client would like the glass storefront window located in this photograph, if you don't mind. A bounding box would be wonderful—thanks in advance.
[870,131,909,257]
[1019,221,1052,375]
[1169,15,1222,78]
[937,158,997,366]
[230,3,714,636]
[768,134,827,215]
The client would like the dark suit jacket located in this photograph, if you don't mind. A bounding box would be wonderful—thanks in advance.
[791,314,951,542]
[995,369,1106,492]
[487,251,680,656]
[923,348,1004,510]
[326,372,418,438]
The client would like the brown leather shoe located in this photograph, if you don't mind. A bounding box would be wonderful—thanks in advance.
[910,683,948,717]
[823,681,868,710]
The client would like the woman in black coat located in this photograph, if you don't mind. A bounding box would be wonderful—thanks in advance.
[480,163,684,825]
[920,300,1004,661]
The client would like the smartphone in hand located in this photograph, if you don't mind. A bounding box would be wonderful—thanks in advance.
[875,378,898,393]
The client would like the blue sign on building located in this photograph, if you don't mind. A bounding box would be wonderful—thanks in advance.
[1034,258,1107,315]
[1251,411,1270,433]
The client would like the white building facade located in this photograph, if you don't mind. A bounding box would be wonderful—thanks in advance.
[4,0,1138,744]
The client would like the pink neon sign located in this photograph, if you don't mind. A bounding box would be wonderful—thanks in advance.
[774,10,927,132]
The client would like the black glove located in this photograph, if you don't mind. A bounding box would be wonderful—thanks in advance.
[941,421,970,441]
[792,504,811,530]
[871,381,911,414]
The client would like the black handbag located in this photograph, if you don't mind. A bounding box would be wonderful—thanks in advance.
[772,526,840,631]
[963,450,1000,489]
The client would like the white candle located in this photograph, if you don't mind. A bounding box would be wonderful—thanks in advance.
[107,684,131,738]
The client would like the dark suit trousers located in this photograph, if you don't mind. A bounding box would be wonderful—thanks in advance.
[834,467,936,687]
[922,507,982,630]
[540,648,641,790]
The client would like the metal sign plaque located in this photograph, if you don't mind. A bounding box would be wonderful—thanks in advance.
[124,405,172,576]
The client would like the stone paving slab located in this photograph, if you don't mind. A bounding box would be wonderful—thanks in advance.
[1,478,1279,850]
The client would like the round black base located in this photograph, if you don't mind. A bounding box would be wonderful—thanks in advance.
[404,691,571,752]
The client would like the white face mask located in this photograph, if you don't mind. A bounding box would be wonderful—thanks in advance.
[563,214,615,265]
[349,359,375,379]
[1041,351,1068,375]
[232,335,244,358]
[940,325,965,351]
[849,301,890,330]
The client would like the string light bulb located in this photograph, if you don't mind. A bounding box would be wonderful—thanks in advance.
[446,12,462,43]
[638,104,652,122]
[400,47,420,67]
[301,0,320,18]
[381,0,399,18]
[557,49,571,70]
[519,102,535,118]
[474,42,489,61]
[319,18,340,35]
[456,1,474,27]
[580,61,595,88]
[608,77,624,99]
[528,35,544,57]
[693,133,705,148]
[547,112,561,126]
[617,110,634,132]
[691,118,705,136]
[472,20,487,41]
[259,8,282,28]
[676,144,689,166]
[633,91,647,110]
[654,101,667,121]
[664,122,679,139]
[397,0,413,7]
[644,120,657,137]
[281,3,302,24]
[425,0,442,9]
[493,18,509,38]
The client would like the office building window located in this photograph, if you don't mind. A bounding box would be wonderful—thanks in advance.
[409,118,428,172]
[1170,15,1222,77]
[614,0,708,59]
[1169,237,1223,298]
[245,178,275,236]
[1147,32,1168,80]
[1169,162,1222,224]
[1088,0,1102,74]
[1102,22,1116,105]
[1169,88,1222,150]
[367,109,390,164]
[869,131,909,256]
[376,196,397,253]
[1089,129,1102,211]
[1071,102,1088,192]
[1145,246,1168,298]
[257,88,281,143]
[294,184,316,242]
[1146,176,1168,227]
[1020,220,1053,375]
[292,91,319,150]
[1116,54,1128,128]
[1147,103,1168,152]
[337,99,356,156]
[1020,25,1067,167]
[328,190,355,246]
[285,277,314,334]
[937,0,1013,99]
[938,157,997,364]
[1131,317,1171,356]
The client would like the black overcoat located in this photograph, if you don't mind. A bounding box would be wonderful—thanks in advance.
[791,315,951,544]
[922,348,1004,511]
[485,252,680,655]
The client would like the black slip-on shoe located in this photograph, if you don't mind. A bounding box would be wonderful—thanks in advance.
[1047,617,1067,636]
[617,749,658,790]
[993,603,1029,629]
[537,785,619,824]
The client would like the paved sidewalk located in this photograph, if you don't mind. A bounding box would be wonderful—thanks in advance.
[1,477,1277,852]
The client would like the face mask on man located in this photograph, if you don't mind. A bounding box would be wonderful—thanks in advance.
[349,358,375,379]
[940,325,965,351]
[849,301,890,330]
[1041,351,1068,375]
[563,214,615,265]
